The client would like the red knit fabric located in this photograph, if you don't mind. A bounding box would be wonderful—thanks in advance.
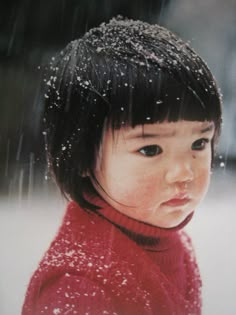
[22,197,202,315]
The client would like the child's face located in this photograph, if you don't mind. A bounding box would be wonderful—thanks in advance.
[93,120,215,228]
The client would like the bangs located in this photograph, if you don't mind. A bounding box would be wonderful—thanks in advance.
[86,60,222,131]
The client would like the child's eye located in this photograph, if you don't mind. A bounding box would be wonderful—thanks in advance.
[192,138,210,151]
[138,145,162,157]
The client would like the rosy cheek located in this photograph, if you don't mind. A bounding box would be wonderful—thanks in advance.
[109,179,151,207]
[116,186,144,205]
[125,177,160,206]
[196,167,211,194]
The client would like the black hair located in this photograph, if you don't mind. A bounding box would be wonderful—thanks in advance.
[43,17,222,210]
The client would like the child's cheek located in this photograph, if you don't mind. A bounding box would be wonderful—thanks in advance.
[109,172,161,208]
[194,164,211,201]
[200,167,211,190]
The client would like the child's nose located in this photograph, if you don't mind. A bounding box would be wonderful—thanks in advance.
[164,159,194,185]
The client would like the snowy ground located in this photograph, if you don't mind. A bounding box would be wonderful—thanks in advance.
[0,167,236,315]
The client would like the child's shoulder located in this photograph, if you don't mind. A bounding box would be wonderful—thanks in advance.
[37,201,140,272]
[25,202,160,309]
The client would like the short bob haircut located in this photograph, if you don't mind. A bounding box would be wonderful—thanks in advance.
[43,17,222,211]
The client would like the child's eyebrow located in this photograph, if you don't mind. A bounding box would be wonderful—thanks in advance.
[125,132,175,139]
[198,123,215,134]
[124,122,215,140]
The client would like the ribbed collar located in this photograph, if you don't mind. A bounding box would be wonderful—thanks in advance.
[87,195,193,250]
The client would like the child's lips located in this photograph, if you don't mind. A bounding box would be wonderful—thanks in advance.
[162,194,191,207]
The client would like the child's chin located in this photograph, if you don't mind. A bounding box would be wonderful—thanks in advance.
[157,210,193,229]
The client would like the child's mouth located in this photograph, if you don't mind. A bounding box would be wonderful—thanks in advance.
[162,194,191,207]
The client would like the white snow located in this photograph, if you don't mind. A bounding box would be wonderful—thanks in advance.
[0,168,236,315]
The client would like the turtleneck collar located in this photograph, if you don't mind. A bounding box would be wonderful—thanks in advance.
[85,195,194,250]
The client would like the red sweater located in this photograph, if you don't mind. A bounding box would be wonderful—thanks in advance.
[22,197,201,315]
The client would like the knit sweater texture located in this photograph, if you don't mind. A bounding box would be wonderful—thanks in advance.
[22,196,202,315]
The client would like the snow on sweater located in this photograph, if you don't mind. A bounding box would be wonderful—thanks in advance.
[22,196,201,315]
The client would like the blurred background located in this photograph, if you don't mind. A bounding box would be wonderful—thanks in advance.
[0,0,236,314]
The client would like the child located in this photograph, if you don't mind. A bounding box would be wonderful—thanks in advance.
[22,17,222,315]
